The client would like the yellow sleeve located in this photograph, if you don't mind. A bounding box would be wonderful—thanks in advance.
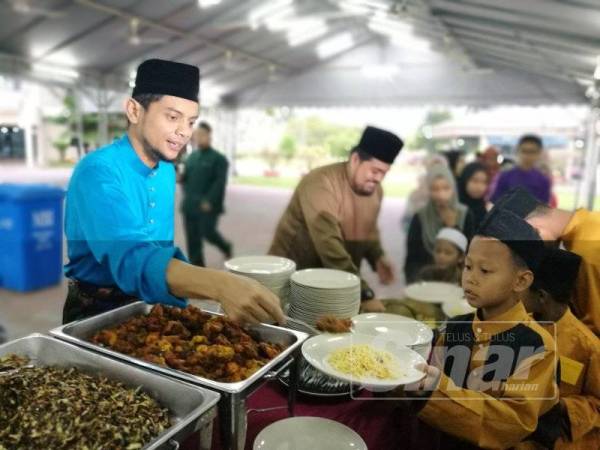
[562,349,600,442]
[418,350,558,449]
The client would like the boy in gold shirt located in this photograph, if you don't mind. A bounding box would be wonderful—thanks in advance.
[407,208,558,449]
[522,248,600,449]
[494,187,600,336]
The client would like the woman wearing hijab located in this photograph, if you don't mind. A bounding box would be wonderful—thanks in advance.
[404,164,474,283]
[457,162,489,230]
[401,154,448,232]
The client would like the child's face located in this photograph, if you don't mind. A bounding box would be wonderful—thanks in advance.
[518,141,542,169]
[430,176,454,207]
[433,239,462,269]
[462,236,533,310]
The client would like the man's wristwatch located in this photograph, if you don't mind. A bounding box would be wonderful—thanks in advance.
[361,287,375,302]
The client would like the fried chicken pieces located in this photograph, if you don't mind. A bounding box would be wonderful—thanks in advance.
[91,304,284,382]
[315,315,353,333]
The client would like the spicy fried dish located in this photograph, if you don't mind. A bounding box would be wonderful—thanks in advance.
[91,304,285,382]
[315,315,353,333]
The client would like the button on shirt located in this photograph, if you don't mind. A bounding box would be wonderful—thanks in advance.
[64,134,186,305]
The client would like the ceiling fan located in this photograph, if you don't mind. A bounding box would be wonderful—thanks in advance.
[9,0,65,18]
[128,17,170,46]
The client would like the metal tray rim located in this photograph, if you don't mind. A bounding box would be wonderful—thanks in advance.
[50,302,308,394]
[0,333,220,450]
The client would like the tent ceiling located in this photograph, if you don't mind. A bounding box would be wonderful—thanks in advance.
[0,0,597,106]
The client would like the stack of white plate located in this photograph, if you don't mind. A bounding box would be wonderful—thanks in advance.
[288,269,361,328]
[224,256,296,307]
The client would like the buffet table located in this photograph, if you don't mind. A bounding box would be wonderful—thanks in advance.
[183,381,447,450]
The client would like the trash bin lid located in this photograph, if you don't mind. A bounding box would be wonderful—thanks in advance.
[0,183,65,201]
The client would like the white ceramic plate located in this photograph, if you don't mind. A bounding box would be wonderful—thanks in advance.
[352,313,433,347]
[291,269,360,290]
[225,256,295,275]
[290,291,360,305]
[231,271,292,284]
[442,299,476,317]
[253,417,367,450]
[302,333,426,389]
[404,281,464,304]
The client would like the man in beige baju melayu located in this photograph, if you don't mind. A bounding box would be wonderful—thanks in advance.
[269,126,403,312]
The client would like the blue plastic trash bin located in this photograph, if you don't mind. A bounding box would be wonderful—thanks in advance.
[0,184,65,292]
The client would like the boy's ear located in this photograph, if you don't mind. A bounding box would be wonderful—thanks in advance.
[514,269,534,294]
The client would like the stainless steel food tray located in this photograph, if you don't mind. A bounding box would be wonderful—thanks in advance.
[0,333,220,450]
[50,301,308,394]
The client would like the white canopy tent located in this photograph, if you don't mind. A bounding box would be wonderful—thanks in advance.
[0,0,598,206]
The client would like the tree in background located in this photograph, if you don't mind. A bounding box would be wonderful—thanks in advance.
[44,93,127,161]
[302,145,329,171]
[408,109,452,152]
[282,116,361,169]
[52,139,69,162]
[261,147,280,176]
[278,134,297,162]
[326,127,361,159]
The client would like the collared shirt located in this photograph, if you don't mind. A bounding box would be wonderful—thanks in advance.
[268,162,384,292]
[561,208,600,336]
[491,167,551,204]
[419,302,558,449]
[545,309,600,450]
[64,134,185,304]
[181,146,229,216]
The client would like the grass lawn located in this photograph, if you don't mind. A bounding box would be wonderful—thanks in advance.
[232,176,599,209]
[232,176,414,198]
[232,176,299,190]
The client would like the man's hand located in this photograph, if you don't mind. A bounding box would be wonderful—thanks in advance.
[376,257,395,285]
[360,298,386,313]
[200,201,212,213]
[166,259,285,325]
[217,273,285,325]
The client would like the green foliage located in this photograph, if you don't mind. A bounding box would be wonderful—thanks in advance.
[43,93,127,156]
[301,145,328,171]
[408,109,452,152]
[281,116,362,169]
[52,139,70,162]
[278,134,297,160]
[326,128,361,158]
[261,147,280,171]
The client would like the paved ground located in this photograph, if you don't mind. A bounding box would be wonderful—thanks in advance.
[0,166,408,341]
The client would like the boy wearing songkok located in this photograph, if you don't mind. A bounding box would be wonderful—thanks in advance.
[494,187,600,336]
[408,208,558,449]
[521,248,600,449]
